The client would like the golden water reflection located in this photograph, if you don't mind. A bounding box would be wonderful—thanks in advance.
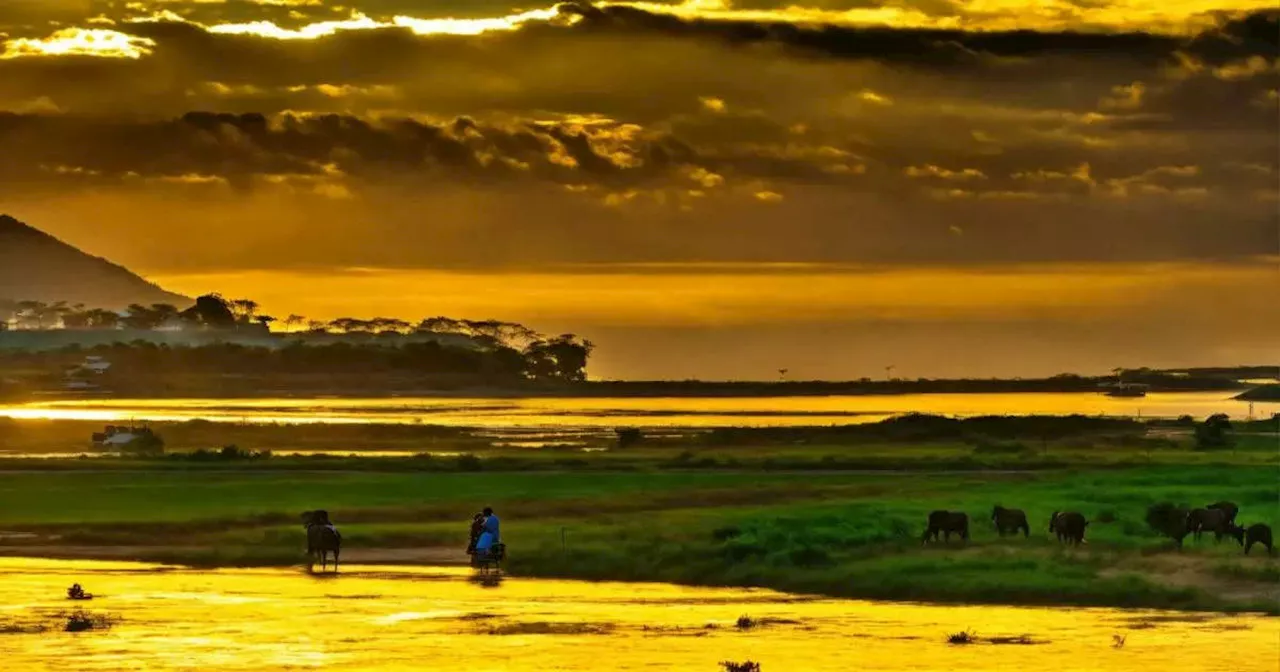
[0,392,1270,430]
[0,558,1276,671]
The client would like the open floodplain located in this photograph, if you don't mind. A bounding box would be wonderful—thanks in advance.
[0,411,1277,670]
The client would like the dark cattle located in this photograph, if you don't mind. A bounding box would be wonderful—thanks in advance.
[302,509,341,572]
[1244,524,1273,556]
[1049,511,1088,546]
[991,506,1029,538]
[1186,508,1231,542]
[922,510,969,545]
[1207,501,1239,525]
[1145,503,1192,549]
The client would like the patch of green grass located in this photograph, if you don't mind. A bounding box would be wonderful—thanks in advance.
[0,470,876,525]
[0,455,1276,612]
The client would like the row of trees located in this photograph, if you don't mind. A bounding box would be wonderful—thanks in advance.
[0,297,271,331]
[5,337,593,382]
[4,297,554,343]
[1,296,595,382]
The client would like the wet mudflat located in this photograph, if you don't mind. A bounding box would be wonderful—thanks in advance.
[0,558,1275,671]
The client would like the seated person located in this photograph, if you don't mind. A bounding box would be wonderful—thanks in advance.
[475,507,500,555]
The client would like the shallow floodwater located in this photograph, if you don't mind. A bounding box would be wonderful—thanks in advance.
[0,559,1275,671]
[0,391,1271,431]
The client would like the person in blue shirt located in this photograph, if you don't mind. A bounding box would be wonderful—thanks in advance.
[475,507,500,554]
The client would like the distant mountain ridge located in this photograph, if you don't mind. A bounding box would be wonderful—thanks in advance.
[0,215,189,309]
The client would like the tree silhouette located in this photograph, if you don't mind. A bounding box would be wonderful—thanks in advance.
[1194,413,1234,450]
[122,304,166,330]
[150,304,180,327]
[229,299,259,324]
[180,294,237,329]
[14,300,48,328]
[523,333,594,382]
[283,314,305,333]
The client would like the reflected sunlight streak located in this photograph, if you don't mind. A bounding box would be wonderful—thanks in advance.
[1,28,156,59]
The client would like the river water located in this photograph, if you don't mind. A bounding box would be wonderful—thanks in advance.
[0,392,1272,431]
[1,558,1275,672]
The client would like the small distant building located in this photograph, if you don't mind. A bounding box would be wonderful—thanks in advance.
[91,425,163,453]
[65,356,111,378]
[81,356,111,374]
[62,356,112,391]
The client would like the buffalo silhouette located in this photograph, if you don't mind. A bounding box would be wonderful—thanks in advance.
[922,510,969,545]
[1244,524,1273,556]
[1186,508,1232,542]
[1049,511,1088,545]
[991,505,1029,538]
[302,509,341,572]
[1206,501,1239,525]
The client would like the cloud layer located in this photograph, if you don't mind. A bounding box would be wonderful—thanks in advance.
[0,1,1276,376]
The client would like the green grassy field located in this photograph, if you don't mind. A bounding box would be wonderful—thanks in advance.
[0,464,1275,612]
[0,470,865,525]
[1,414,1276,611]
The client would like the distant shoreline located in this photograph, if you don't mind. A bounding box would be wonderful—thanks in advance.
[10,377,1269,401]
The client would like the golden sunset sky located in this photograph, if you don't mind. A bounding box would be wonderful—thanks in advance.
[1,0,1276,379]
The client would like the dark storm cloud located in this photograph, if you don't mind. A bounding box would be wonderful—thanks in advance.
[0,2,1275,270]
[0,111,689,187]
[552,4,1277,66]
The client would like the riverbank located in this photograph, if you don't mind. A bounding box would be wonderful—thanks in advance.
[1,464,1275,614]
[3,366,1267,401]
[2,412,1276,469]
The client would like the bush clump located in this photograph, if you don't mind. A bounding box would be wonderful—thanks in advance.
[615,427,643,448]
[1194,414,1234,450]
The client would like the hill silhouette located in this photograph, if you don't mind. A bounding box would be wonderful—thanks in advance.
[0,215,188,309]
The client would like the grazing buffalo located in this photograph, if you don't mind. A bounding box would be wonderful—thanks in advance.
[1244,524,1273,556]
[1145,502,1193,548]
[302,510,342,572]
[991,506,1030,538]
[1186,508,1232,542]
[922,511,969,545]
[1207,501,1239,525]
[1049,511,1088,546]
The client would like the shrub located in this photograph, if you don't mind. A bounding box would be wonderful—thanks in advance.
[712,526,742,541]
[615,427,643,448]
[1194,414,1234,450]
[720,662,761,672]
